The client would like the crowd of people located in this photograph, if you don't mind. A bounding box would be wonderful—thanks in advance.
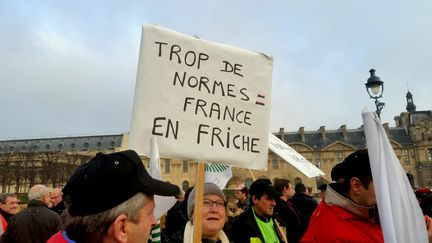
[0,149,431,242]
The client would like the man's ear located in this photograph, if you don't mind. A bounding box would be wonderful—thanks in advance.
[106,214,128,243]
[350,177,363,195]
[251,195,258,204]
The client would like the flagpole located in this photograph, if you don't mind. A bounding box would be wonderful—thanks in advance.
[248,169,256,181]
[193,162,205,243]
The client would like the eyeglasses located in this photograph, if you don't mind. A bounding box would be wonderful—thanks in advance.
[203,199,226,208]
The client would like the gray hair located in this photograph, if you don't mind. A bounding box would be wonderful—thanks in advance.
[64,192,149,243]
[28,185,50,201]
[0,193,17,204]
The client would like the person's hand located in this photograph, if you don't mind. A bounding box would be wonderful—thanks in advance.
[426,215,432,243]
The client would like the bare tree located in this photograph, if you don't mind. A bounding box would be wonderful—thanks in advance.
[0,153,13,193]
[13,153,24,193]
[17,152,39,191]
[39,151,62,187]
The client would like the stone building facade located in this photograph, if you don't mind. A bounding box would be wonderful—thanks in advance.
[394,91,432,187]
[1,92,431,194]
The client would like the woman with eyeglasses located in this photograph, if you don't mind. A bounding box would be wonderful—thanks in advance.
[168,182,229,243]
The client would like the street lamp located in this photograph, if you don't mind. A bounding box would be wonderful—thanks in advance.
[365,68,385,118]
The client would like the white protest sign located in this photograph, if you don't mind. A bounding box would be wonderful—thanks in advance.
[268,133,325,178]
[129,24,273,170]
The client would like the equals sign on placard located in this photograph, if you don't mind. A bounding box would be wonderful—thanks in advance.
[255,93,266,106]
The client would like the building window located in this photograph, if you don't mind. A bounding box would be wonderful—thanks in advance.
[71,143,77,150]
[335,150,343,162]
[33,145,39,151]
[9,146,14,152]
[428,149,432,161]
[314,152,321,167]
[97,141,102,148]
[182,180,189,192]
[46,144,51,151]
[58,143,64,151]
[82,142,89,151]
[165,159,171,174]
[272,154,279,169]
[403,149,410,165]
[183,160,189,173]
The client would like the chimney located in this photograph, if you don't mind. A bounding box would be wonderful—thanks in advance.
[319,126,326,143]
[383,123,391,138]
[299,127,305,142]
[340,125,348,141]
[279,127,285,142]
[394,116,401,127]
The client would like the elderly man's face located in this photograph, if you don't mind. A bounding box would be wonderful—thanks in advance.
[50,189,63,206]
[0,196,18,214]
[127,195,156,243]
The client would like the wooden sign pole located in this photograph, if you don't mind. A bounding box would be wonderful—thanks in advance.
[193,162,206,243]
[248,169,256,181]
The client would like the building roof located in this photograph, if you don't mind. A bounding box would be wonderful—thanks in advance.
[0,134,123,153]
[275,126,413,150]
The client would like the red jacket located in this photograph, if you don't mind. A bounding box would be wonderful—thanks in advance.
[47,231,72,243]
[0,214,7,235]
[301,184,383,243]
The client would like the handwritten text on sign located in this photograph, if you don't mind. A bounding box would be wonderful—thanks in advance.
[129,24,273,170]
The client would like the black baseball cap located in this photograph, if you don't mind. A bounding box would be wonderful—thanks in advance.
[249,179,279,199]
[331,162,346,182]
[341,149,372,180]
[63,150,180,216]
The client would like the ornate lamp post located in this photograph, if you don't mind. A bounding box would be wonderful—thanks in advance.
[365,69,385,118]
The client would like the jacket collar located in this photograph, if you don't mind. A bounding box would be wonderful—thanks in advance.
[326,183,379,224]
[28,199,49,208]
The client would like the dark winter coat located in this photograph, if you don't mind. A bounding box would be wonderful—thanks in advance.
[231,207,285,243]
[289,193,318,229]
[274,197,304,243]
[0,199,63,243]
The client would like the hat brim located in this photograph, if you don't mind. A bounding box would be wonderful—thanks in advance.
[145,178,180,197]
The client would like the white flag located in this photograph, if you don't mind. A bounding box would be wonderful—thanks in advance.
[205,162,232,190]
[362,111,428,243]
[268,133,325,178]
[148,136,177,219]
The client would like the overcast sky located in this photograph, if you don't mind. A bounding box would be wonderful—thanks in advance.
[1,0,431,140]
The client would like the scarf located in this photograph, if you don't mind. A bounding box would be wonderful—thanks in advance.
[183,221,230,243]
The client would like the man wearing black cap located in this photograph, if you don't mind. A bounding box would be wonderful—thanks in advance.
[301,149,383,242]
[231,178,286,243]
[47,150,180,243]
